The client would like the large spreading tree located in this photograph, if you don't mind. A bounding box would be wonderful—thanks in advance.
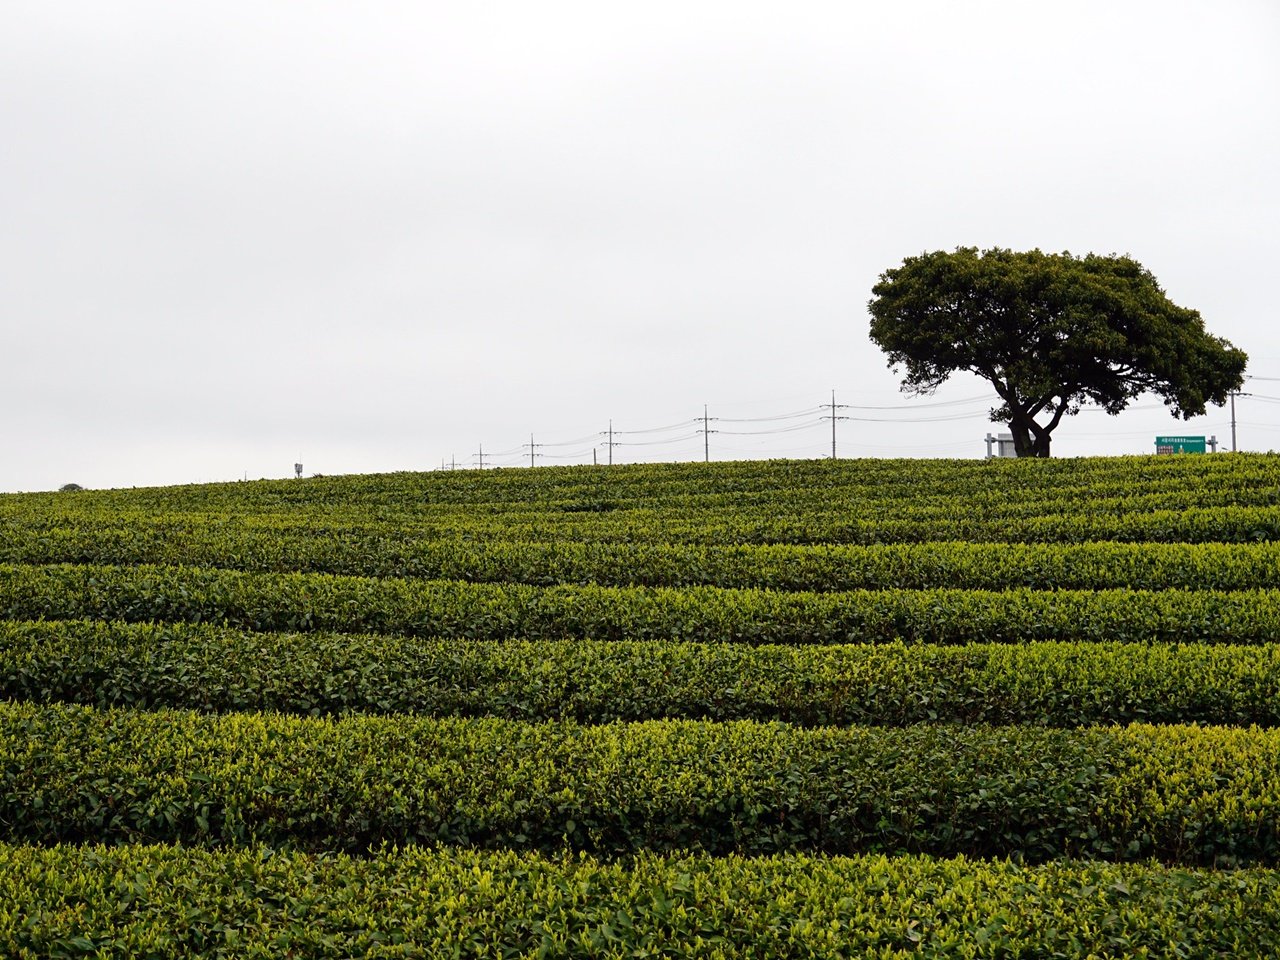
[867,247,1247,457]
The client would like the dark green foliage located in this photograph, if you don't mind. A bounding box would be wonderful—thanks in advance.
[3,703,1280,865]
[4,620,1280,727]
[3,562,1279,645]
[2,454,1279,948]
[5,454,1278,546]
[868,248,1247,456]
[5,844,1280,959]
[6,526,1280,590]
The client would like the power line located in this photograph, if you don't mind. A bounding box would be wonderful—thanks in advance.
[433,379,1280,470]
[718,419,827,436]
[616,432,701,446]
[541,447,602,460]
[840,393,996,410]
[844,411,992,423]
[484,443,525,457]
[614,420,698,435]
[440,400,998,470]
[1079,403,1166,412]
[539,432,602,447]
[716,407,823,423]
[1233,374,1280,452]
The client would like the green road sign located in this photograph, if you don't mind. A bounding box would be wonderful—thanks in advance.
[1155,436,1207,454]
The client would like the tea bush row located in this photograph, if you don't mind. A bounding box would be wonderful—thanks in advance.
[8,500,1280,547]
[3,843,1278,958]
[3,702,1279,865]
[5,620,1280,727]
[10,453,1276,517]
[6,528,1280,590]
[3,563,1278,644]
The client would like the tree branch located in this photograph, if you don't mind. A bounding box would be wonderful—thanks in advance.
[1027,395,1054,417]
[1043,395,1072,433]
[974,365,1009,402]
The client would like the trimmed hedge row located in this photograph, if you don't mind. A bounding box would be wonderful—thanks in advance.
[359,503,1280,546]
[2,702,1279,865]
[12,451,1277,514]
[8,502,1280,547]
[12,473,1280,523]
[3,843,1279,958]
[3,563,1279,645]
[5,620,1280,727]
[6,527,1280,590]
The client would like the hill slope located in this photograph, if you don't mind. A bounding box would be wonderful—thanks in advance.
[2,455,1279,956]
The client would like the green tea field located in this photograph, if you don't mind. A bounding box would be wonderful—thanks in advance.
[2,454,1280,957]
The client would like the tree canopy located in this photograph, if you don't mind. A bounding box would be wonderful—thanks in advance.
[867,247,1248,457]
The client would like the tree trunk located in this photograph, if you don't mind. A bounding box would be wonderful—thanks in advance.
[1009,417,1052,457]
[1009,420,1035,457]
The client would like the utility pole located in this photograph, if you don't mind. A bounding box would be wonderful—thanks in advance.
[606,420,618,466]
[525,433,541,468]
[824,390,850,459]
[698,405,717,463]
[1227,390,1252,452]
[1230,391,1238,452]
[831,391,837,459]
[475,444,488,469]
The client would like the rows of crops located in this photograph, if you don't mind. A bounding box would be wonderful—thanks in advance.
[6,564,1280,645]
[5,622,1278,726]
[8,528,1280,589]
[2,454,1279,956]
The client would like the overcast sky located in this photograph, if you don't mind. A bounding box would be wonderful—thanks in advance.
[3,1,1278,491]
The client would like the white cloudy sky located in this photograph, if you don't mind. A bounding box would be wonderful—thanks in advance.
[3,1,1278,490]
